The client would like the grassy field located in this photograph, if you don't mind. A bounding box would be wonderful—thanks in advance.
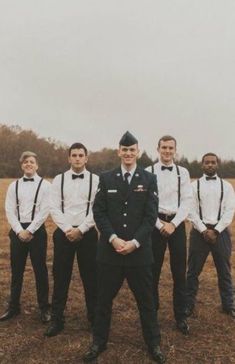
[0,178,234,364]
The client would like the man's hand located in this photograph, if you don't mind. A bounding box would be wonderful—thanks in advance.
[117,241,136,255]
[160,221,176,237]
[111,237,126,252]
[18,230,33,242]
[202,229,217,244]
[66,228,83,242]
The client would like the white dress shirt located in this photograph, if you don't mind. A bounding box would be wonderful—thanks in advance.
[5,173,51,235]
[121,164,136,183]
[146,161,192,229]
[50,168,99,234]
[189,174,235,233]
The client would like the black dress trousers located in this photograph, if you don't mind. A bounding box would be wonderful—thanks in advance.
[152,222,187,321]
[51,227,97,323]
[9,224,49,311]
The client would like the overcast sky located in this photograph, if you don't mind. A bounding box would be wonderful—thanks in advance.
[1,0,235,160]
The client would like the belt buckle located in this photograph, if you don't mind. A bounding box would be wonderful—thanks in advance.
[165,214,172,222]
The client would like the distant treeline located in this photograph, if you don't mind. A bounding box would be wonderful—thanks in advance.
[0,124,235,178]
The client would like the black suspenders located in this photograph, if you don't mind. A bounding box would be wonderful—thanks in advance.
[61,172,93,216]
[176,165,181,208]
[61,173,65,213]
[31,178,44,220]
[197,178,224,221]
[15,180,20,221]
[86,172,93,216]
[15,178,44,222]
[151,164,181,207]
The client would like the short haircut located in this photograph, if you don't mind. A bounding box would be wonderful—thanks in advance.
[158,135,177,147]
[19,151,38,164]
[69,142,88,156]
[202,152,220,163]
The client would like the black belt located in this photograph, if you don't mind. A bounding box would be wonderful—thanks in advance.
[158,213,176,222]
[204,223,217,229]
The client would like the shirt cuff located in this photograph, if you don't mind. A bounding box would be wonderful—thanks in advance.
[214,225,222,234]
[156,218,164,230]
[26,226,35,234]
[132,239,140,248]
[79,224,89,235]
[109,234,117,243]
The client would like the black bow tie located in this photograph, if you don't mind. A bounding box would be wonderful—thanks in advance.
[206,176,216,181]
[161,166,173,171]
[72,173,84,180]
[23,177,34,182]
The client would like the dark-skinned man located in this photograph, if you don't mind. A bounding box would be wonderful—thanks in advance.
[186,153,235,318]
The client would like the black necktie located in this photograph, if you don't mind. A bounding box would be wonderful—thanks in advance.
[161,166,173,171]
[206,176,216,181]
[23,177,34,182]
[72,173,84,180]
[124,172,131,184]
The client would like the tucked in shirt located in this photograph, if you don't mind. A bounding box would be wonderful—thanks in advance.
[5,173,51,234]
[189,174,235,233]
[50,168,99,234]
[146,161,192,229]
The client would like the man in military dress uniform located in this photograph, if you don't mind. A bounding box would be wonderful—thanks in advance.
[83,132,165,363]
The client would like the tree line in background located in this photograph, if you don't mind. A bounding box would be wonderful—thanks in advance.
[1,124,235,178]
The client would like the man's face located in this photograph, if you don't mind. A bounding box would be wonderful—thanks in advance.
[21,156,38,177]
[202,155,218,176]
[157,139,176,165]
[68,148,88,173]
[118,144,139,169]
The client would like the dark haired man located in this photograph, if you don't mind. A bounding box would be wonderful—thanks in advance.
[0,151,51,323]
[45,143,99,337]
[146,135,192,335]
[83,132,165,363]
[185,153,235,318]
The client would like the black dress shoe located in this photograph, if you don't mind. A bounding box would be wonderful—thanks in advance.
[44,321,64,337]
[148,346,166,363]
[0,308,20,321]
[83,343,107,362]
[176,319,189,335]
[222,308,235,319]
[185,304,194,318]
[40,309,51,323]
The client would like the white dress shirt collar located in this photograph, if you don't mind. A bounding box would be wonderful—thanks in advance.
[22,173,40,181]
[202,173,218,181]
[121,164,137,179]
[69,167,87,177]
[159,161,174,168]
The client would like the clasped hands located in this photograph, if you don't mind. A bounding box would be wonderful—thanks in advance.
[18,230,33,242]
[160,221,176,237]
[65,227,83,242]
[111,237,136,255]
[202,229,218,244]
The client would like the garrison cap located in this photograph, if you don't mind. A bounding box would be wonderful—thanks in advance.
[119,131,138,146]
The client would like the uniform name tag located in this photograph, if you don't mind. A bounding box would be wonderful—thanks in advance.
[108,189,117,193]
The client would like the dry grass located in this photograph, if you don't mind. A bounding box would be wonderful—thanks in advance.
[0,178,234,364]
